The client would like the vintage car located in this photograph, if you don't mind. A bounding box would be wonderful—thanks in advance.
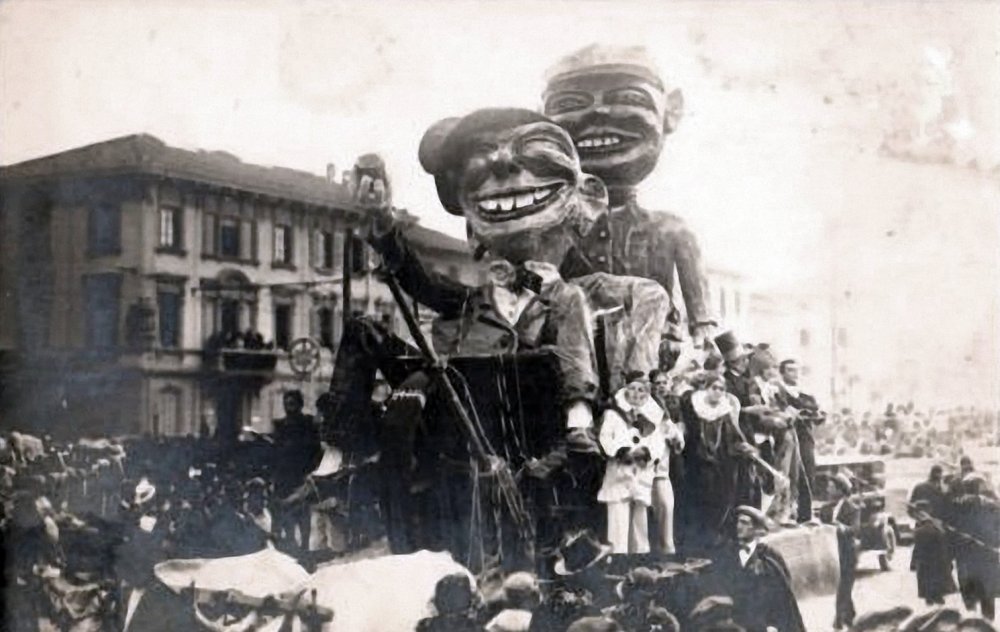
[812,454,899,570]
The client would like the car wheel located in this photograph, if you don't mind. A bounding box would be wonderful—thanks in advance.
[879,527,896,571]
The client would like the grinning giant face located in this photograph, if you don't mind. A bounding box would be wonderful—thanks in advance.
[457,122,579,238]
[420,109,607,265]
[543,72,680,188]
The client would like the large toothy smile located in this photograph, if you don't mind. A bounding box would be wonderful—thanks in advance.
[472,182,564,221]
[575,130,641,153]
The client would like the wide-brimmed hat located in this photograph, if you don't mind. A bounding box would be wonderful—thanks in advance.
[554,530,613,576]
[713,332,750,363]
[900,607,962,632]
[957,617,997,632]
[851,606,913,632]
[689,595,735,629]
[614,566,659,601]
[565,616,624,632]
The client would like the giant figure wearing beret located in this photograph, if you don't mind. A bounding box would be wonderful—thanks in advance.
[541,44,715,346]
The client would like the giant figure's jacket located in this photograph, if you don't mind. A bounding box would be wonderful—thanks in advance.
[371,227,598,407]
[560,200,713,332]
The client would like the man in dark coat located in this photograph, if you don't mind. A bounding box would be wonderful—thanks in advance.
[271,390,322,551]
[910,498,957,606]
[820,473,861,630]
[712,506,805,632]
[950,474,1000,621]
[775,358,825,522]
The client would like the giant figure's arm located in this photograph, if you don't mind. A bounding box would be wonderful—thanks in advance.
[653,212,714,332]
[370,228,474,319]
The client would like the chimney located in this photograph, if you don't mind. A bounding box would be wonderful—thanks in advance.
[326,163,337,183]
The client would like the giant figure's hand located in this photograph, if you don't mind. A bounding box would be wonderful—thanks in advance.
[351,154,394,239]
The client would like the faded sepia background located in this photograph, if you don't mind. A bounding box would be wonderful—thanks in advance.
[2,0,998,410]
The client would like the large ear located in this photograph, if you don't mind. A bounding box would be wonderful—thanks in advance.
[579,174,608,207]
[576,174,608,230]
[663,88,684,135]
[418,117,461,175]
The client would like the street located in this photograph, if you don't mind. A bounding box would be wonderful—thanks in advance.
[799,536,978,631]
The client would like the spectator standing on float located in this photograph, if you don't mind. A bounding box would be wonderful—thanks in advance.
[679,372,756,553]
[597,373,667,554]
[776,358,824,521]
[715,332,764,510]
[649,368,685,555]
[820,472,861,630]
[271,390,323,551]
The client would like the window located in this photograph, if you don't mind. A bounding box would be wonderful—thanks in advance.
[157,287,183,348]
[319,231,335,269]
[88,203,121,256]
[220,219,240,257]
[318,307,334,348]
[274,225,292,265]
[734,291,741,316]
[719,288,727,319]
[155,387,182,436]
[350,236,368,273]
[800,328,810,347]
[84,273,122,348]
[274,303,293,350]
[159,206,182,251]
[837,327,848,348]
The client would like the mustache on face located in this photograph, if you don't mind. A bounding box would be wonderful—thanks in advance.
[563,111,658,140]
[462,152,577,193]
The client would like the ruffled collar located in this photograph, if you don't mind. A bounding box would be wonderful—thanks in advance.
[614,389,663,434]
[691,390,733,421]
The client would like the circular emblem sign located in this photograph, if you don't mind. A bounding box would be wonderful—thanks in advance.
[288,338,321,376]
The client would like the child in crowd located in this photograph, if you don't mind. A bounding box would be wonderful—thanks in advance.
[597,372,667,554]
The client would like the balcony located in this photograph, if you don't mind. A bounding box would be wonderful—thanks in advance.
[203,331,279,374]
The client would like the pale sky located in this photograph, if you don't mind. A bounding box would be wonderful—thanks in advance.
[3,0,999,405]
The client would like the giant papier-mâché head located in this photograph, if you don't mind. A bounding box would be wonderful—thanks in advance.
[541,44,684,189]
[419,108,606,264]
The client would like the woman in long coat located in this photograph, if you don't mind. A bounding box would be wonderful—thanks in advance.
[679,373,755,553]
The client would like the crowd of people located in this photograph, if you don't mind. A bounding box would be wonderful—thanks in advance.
[814,406,997,461]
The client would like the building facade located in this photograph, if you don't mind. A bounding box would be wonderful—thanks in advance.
[0,135,479,440]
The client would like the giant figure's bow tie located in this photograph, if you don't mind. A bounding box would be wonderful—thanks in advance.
[488,260,550,293]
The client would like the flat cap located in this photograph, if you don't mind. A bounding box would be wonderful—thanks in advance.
[544,43,664,91]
